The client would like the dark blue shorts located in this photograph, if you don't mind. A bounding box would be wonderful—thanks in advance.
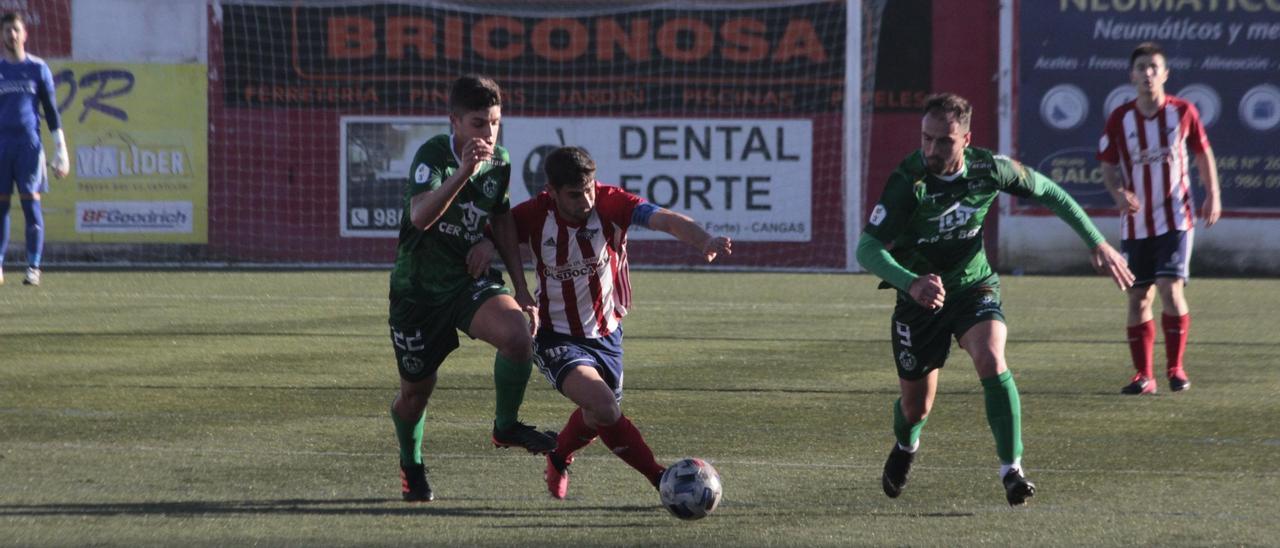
[0,139,48,195]
[1122,230,1192,286]
[533,327,625,403]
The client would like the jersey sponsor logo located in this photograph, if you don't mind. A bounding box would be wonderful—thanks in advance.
[414,164,430,184]
[1133,147,1173,165]
[576,227,598,241]
[459,201,486,232]
[932,202,979,232]
[541,255,607,282]
[916,202,981,244]
[869,204,887,226]
[0,80,36,95]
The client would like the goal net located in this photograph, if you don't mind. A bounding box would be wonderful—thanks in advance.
[22,0,878,271]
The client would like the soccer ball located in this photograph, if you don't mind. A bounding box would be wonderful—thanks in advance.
[658,457,722,520]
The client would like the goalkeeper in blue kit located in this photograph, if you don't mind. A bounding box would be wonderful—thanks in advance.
[857,93,1134,505]
[0,12,69,286]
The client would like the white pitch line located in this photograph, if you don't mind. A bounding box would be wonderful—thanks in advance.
[6,442,1278,479]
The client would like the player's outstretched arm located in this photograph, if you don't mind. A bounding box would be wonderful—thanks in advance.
[647,208,732,262]
[1195,148,1221,228]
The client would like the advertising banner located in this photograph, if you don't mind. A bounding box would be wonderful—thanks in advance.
[502,118,813,242]
[33,62,209,243]
[221,2,846,114]
[1018,1,1280,212]
[338,117,813,242]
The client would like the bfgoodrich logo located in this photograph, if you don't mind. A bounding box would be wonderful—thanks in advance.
[76,201,194,233]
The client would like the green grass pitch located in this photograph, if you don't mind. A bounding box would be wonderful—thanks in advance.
[1,271,1277,546]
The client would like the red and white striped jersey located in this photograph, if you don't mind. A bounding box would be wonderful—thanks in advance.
[1098,96,1210,240]
[512,183,645,339]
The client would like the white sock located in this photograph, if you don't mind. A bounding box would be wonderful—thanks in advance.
[999,458,1022,479]
[896,440,919,454]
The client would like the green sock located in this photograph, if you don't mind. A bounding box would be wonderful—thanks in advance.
[981,370,1023,464]
[390,405,425,466]
[892,398,927,448]
[493,353,532,430]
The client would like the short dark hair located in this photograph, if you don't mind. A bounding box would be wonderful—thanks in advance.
[544,147,596,189]
[449,74,501,115]
[1129,42,1165,69]
[1,12,23,26]
[922,93,972,130]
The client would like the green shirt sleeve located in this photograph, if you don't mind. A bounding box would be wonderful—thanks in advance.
[861,169,922,290]
[863,170,919,244]
[856,233,918,292]
[408,137,450,198]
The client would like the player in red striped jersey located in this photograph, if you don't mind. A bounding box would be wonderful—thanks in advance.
[505,146,731,499]
[1098,42,1221,395]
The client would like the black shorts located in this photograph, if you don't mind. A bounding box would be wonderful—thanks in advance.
[890,282,1005,381]
[1122,230,1192,286]
[388,270,512,382]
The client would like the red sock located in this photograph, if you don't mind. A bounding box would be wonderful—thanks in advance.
[596,415,665,487]
[1162,313,1190,376]
[554,408,597,461]
[1127,320,1156,379]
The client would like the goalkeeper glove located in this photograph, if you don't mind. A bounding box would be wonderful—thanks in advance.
[50,128,70,177]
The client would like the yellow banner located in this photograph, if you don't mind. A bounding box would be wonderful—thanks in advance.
[23,62,208,243]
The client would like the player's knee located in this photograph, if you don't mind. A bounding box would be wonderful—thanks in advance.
[583,400,621,427]
[497,330,533,362]
[399,376,436,411]
[499,339,533,363]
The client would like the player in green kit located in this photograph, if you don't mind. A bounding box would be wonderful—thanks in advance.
[387,75,555,502]
[857,93,1134,506]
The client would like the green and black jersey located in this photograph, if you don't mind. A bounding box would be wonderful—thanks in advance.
[862,147,1103,293]
[389,134,512,308]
